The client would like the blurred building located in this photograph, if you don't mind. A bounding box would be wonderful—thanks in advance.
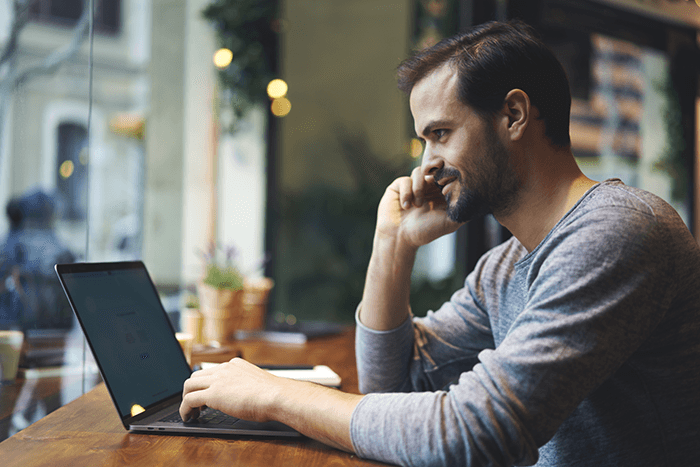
[0,0,148,264]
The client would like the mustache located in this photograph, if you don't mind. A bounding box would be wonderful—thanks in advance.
[432,167,461,186]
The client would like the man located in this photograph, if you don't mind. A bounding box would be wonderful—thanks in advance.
[1,190,76,329]
[180,21,700,466]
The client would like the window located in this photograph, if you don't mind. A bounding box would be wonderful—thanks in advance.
[56,123,88,221]
[508,0,698,229]
[30,0,121,34]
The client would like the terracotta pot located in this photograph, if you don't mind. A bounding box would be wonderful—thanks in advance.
[181,308,204,345]
[240,277,274,331]
[197,282,244,345]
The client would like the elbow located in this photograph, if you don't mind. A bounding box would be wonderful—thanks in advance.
[358,368,413,394]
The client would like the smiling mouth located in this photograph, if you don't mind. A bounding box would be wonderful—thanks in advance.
[435,178,457,196]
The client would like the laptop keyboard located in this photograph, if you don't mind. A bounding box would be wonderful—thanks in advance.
[162,407,240,425]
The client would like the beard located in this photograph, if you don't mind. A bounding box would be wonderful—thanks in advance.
[434,130,521,223]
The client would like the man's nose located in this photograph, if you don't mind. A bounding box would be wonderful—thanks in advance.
[420,144,443,177]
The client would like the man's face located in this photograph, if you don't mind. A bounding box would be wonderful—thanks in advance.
[409,64,521,222]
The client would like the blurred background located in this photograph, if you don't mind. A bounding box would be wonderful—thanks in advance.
[0,0,698,441]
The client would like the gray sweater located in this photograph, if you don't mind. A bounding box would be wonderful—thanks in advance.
[351,180,700,466]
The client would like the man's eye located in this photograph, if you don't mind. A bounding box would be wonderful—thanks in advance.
[434,129,447,139]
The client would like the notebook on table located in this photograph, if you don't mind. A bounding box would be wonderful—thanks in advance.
[54,261,300,437]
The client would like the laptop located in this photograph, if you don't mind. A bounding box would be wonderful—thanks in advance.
[54,261,300,437]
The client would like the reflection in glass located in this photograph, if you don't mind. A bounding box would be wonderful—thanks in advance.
[0,0,129,442]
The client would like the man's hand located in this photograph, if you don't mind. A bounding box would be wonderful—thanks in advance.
[180,358,281,423]
[358,167,465,331]
[377,167,463,249]
[179,358,361,452]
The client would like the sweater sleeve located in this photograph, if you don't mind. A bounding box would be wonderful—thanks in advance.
[350,201,677,467]
[355,249,499,395]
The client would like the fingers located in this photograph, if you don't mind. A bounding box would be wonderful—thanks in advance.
[180,404,202,422]
[183,372,211,392]
[180,369,215,421]
[178,358,278,424]
[393,167,433,210]
[180,390,206,421]
[396,176,413,209]
[411,167,425,207]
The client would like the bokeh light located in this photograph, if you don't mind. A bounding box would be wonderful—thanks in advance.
[410,138,424,159]
[59,160,74,179]
[267,79,288,99]
[271,97,291,117]
[213,48,233,69]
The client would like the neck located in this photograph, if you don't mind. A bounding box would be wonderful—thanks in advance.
[496,147,597,252]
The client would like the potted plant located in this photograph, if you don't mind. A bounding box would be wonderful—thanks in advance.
[197,243,245,345]
[241,276,275,331]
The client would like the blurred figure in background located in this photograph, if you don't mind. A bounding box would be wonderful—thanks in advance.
[0,189,76,331]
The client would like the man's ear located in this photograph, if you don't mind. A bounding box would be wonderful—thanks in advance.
[501,89,531,141]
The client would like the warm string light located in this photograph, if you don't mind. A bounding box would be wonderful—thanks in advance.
[410,138,424,159]
[213,48,233,69]
[267,79,288,99]
[267,79,291,117]
[212,50,291,117]
[271,97,291,117]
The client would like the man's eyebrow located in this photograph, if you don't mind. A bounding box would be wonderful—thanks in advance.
[418,119,452,138]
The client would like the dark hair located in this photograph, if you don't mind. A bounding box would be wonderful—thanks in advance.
[6,198,22,229]
[397,20,571,147]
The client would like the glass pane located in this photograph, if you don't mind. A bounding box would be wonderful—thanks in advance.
[271,1,415,324]
[0,0,131,440]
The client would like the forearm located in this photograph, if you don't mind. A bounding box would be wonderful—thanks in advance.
[180,358,364,452]
[270,378,364,452]
[361,170,459,331]
[359,232,418,331]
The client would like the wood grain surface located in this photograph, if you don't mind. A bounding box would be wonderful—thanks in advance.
[0,327,392,466]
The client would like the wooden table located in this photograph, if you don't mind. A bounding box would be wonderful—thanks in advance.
[0,329,103,442]
[0,371,93,440]
[0,327,391,466]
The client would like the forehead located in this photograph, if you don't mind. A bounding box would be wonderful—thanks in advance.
[409,63,472,132]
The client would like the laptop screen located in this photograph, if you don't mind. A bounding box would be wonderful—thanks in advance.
[57,262,191,419]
